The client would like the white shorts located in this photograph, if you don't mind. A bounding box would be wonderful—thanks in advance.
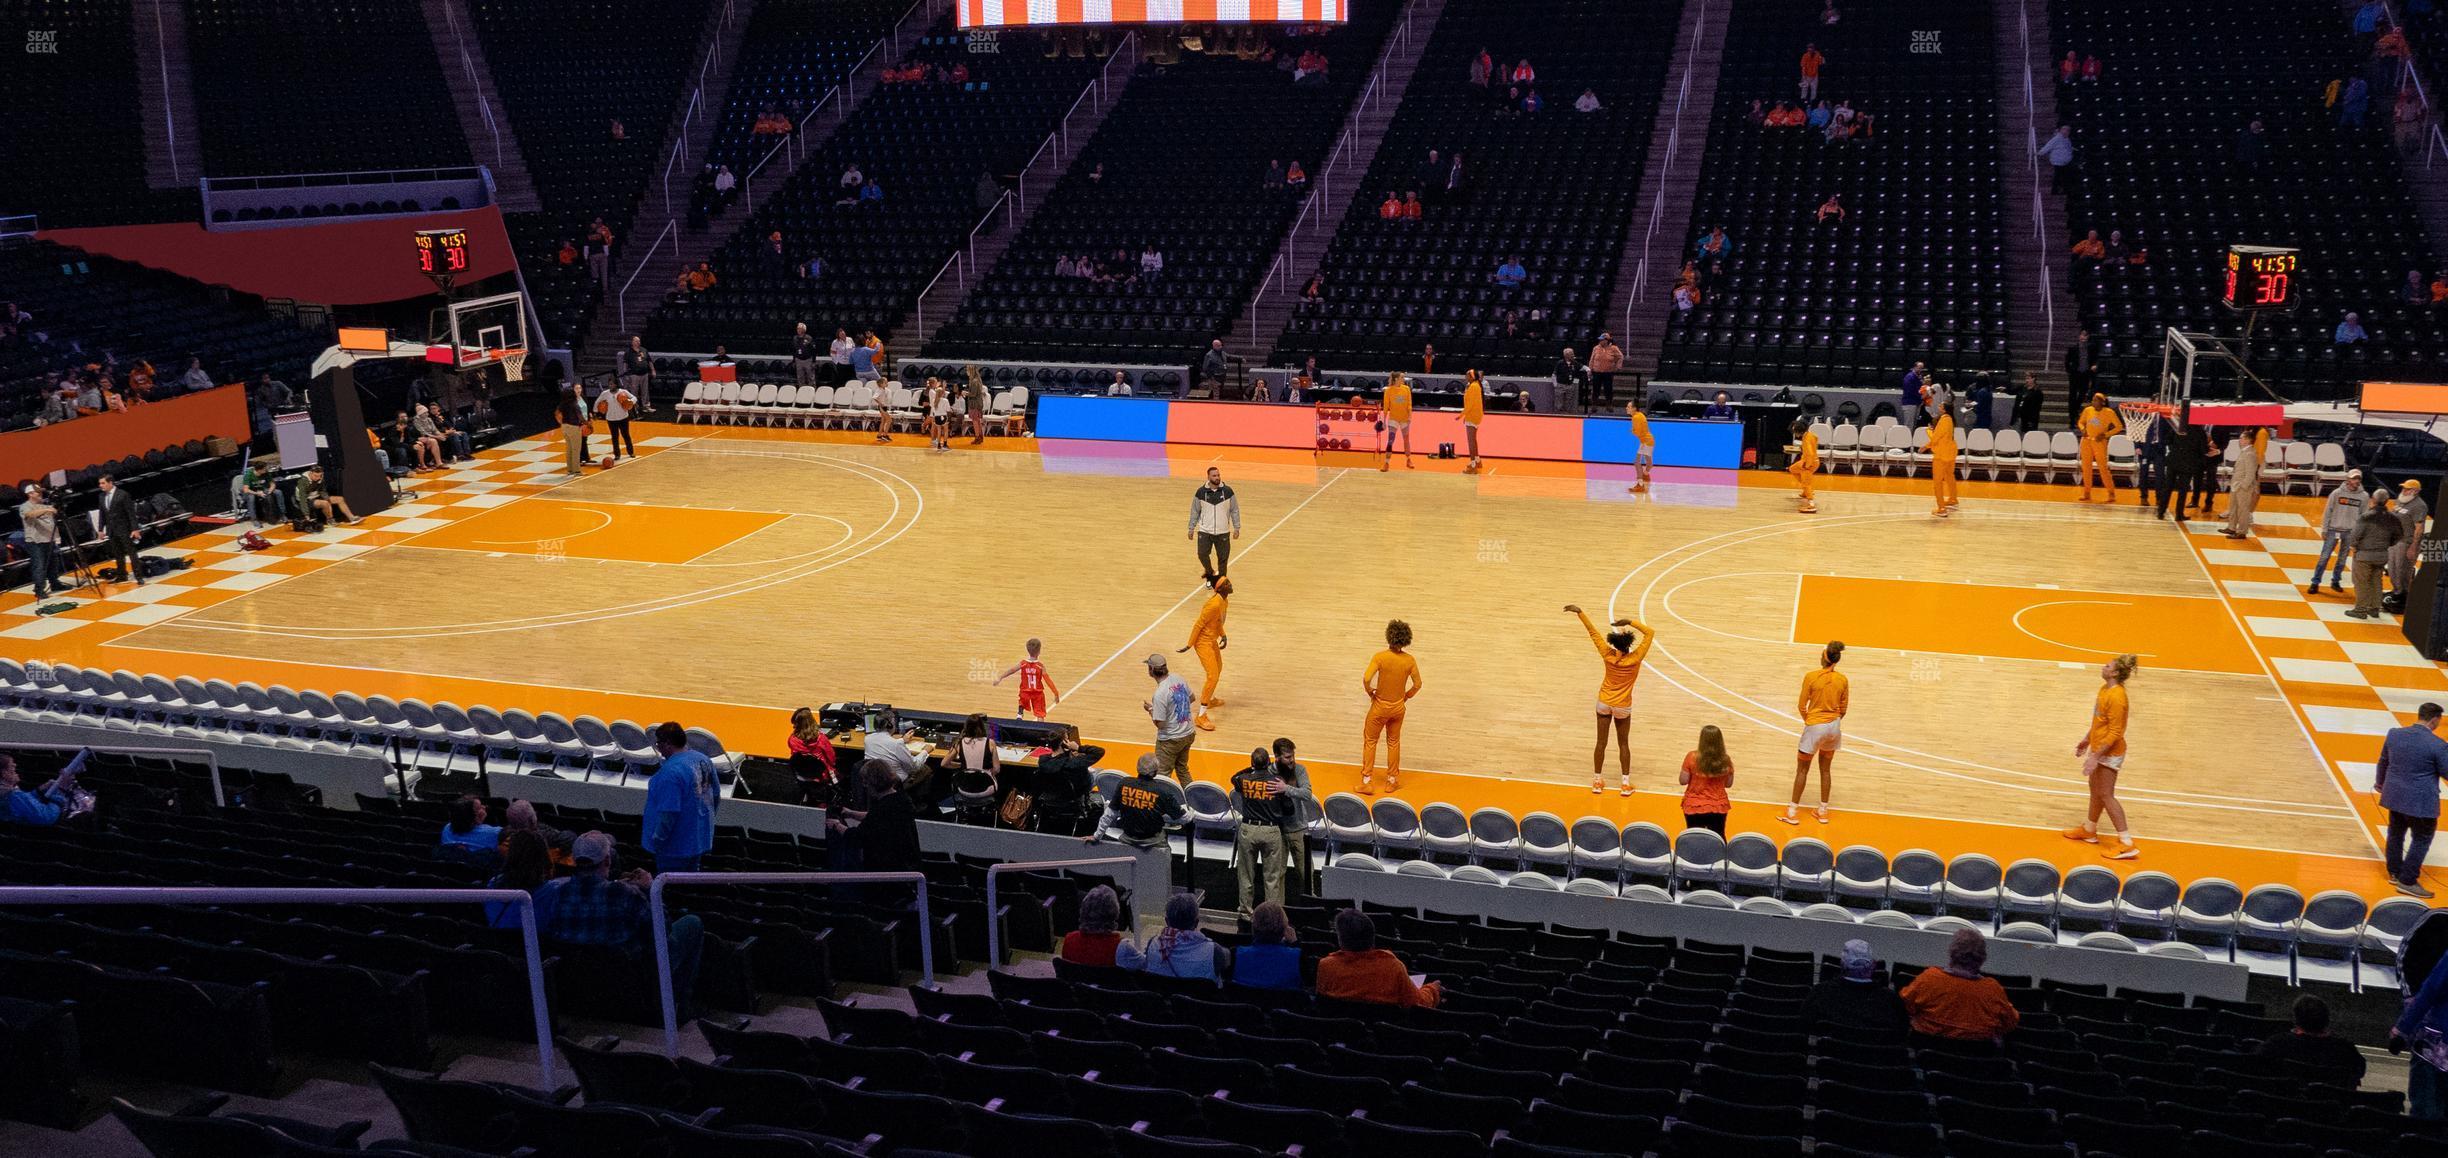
[2082,751,2125,775]
[1594,699,1631,719]
[1635,448,1654,467]
[1798,721,1843,754]
[1386,420,1411,434]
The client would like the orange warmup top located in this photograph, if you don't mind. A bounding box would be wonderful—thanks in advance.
[1316,948,1442,1007]
[1799,667,1849,725]
[2085,683,2129,759]
[1900,968,2022,1040]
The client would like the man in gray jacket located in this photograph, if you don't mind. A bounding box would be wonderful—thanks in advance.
[1189,467,1241,580]
[2375,703,2448,896]
[2311,470,2367,596]
[2350,493,2405,619]
[2392,479,2430,605]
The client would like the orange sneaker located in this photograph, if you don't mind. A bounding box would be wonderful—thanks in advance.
[2062,827,2099,843]
[2104,843,2139,860]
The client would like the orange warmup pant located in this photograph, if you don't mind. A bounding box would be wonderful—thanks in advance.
[1362,702,1406,777]
[1933,454,1958,509]
[2078,439,2114,497]
[1789,462,1815,502]
[1195,641,1223,705]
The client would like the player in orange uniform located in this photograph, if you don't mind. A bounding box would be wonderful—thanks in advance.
[2064,653,2140,859]
[1789,418,1821,514]
[1358,619,1421,793]
[1461,369,1486,473]
[993,637,1062,721]
[1627,403,1655,493]
[1784,640,1848,825]
[1567,604,1654,795]
[2076,394,2124,501]
[1177,577,1231,731]
[1928,401,1960,516]
[1380,372,1415,471]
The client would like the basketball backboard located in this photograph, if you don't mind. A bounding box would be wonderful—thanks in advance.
[427,291,530,379]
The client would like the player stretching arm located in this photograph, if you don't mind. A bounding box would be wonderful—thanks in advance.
[1567,604,1652,796]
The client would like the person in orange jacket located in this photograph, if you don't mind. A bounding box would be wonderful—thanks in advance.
[2063,653,2140,859]
[1380,372,1415,470]
[1929,399,1960,515]
[1789,417,1821,513]
[2076,393,2125,501]
[1358,619,1421,793]
[1177,577,1231,731]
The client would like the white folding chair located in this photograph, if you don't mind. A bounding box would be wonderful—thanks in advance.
[1962,426,1995,479]
[2049,430,2081,482]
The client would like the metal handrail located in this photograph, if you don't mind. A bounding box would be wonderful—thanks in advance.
[0,213,38,242]
[0,740,225,809]
[1630,0,1709,309]
[649,871,932,1057]
[1020,31,1138,212]
[155,0,179,183]
[617,217,678,332]
[982,857,1135,967]
[914,251,964,337]
[0,886,554,1089]
[202,166,488,190]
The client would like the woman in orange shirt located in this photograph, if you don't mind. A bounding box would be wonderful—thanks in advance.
[1315,909,1440,1007]
[1786,640,1848,825]
[1567,604,1653,795]
[2063,653,2139,860]
[1177,577,1231,731]
[1789,418,1821,513]
[1380,372,1415,471]
[1461,369,1486,473]
[1359,619,1421,793]
[1679,724,1734,835]
[1929,403,1959,516]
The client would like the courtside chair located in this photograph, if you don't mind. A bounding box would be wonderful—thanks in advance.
[2312,441,2350,489]
[2239,883,2308,978]
[1469,807,1524,867]
[143,673,191,732]
[2279,441,2316,494]
[686,727,739,781]
[1996,922,2056,946]
[1622,822,1674,888]
[676,381,705,423]
[363,694,413,755]
[1923,916,1982,939]
[1722,833,1782,895]
[423,702,479,767]
[1623,883,1675,904]
[2176,878,2247,959]
[1369,798,1425,859]
[1798,903,1857,924]
[1397,859,1450,881]
[1681,889,1738,911]
[1861,910,1920,931]
[1448,865,1502,887]
[2056,866,2123,932]
[1888,849,1946,912]
[1962,427,1996,477]
[465,705,521,770]
[2296,889,2371,990]
[2106,434,2138,488]
[2142,941,2208,962]
[331,692,389,756]
[296,689,354,751]
[1740,896,1796,919]
[1419,803,1475,864]
[1567,816,1623,881]
[1323,793,1376,858]
[75,666,129,720]
[2000,859,2065,932]
[1335,854,1386,873]
[809,385,838,427]
[1671,829,1728,893]
[1563,877,1621,898]
[2362,896,2431,972]
[1831,845,1892,910]
[1827,423,1860,473]
[1185,782,1237,860]
[1942,854,2004,923]
[236,681,286,738]
[2074,932,2138,953]
[751,382,781,426]
[2113,871,2181,938]
[571,715,624,781]
[2048,431,2081,482]
[530,712,595,776]
[608,720,662,780]
[1777,838,1836,903]
[1516,812,1573,873]
[1508,872,1562,893]
[499,708,554,775]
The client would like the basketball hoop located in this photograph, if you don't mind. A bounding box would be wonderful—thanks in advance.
[501,350,528,382]
[2118,398,2176,432]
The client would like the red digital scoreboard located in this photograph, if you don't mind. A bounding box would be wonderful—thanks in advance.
[414,227,473,289]
[2221,244,2299,312]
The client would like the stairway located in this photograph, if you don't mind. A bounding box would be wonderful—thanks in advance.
[1221,0,1449,363]
[578,0,953,377]
[1998,0,2072,420]
[423,0,541,211]
[892,35,1148,363]
[1609,0,1729,395]
[131,0,203,188]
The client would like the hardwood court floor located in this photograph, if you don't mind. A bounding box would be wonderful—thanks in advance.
[55,422,2376,877]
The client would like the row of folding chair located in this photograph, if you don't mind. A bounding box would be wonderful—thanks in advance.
[675,380,1030,433]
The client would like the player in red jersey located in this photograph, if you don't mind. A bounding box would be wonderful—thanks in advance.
[994,637,1063,720]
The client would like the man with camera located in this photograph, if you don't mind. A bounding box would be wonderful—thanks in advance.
[17,483,60,599]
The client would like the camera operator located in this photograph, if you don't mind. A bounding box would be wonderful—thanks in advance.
[1,748,93,828]
[16,484,60,599]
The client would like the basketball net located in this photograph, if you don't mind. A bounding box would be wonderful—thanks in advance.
[2118,398,2176,437]
[500,350,528,382]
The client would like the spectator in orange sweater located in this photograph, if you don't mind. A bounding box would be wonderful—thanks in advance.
[1315,908,1440,1007]
[1901,928,2021,1043]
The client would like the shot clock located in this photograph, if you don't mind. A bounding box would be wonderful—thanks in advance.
[2221,244,2299,312]
[414,227,474,291]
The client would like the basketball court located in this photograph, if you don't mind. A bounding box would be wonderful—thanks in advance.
[0,422,2415,896]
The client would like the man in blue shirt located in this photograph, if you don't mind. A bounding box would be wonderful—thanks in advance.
[847,338,881,383]
[0,750,83,827]
[2376,703,2448,897]
[534,831,705,1005]
[1900,363,1927,425]
[1493,256,1527,289]
[643,722,719,873]
[1702,391,1735,420]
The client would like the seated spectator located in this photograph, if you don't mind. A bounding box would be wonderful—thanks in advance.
[1233,901,1303,991]
[1746,98,1766,125]
[839,163,864,191]
[125,359,154,403]
[2059,50,2079,84]
[1520,88,1544,114]
[498,799,575,868]
[685,262,718,293]
[1105,370,1135,396]
[2258,994,2364,1086]
[1696,226,1732,262]
[1087,162,1106,185]
[1901,928,2021,1042]
[1284,161,1308,190]
[609,119,625,140]
[0,751,85,827]
[439,794,504,858]
[2070,229,2106,263]
[1379,193,1403,220]
[1027,726,1104,835]
[1317,908,1440,1007]
[2103,230,2130,264]
[1767,101,1804,127]
[534,832,705,1002]
[1702,391,1734,419]
[1511,58,1536,85]
[38,379,75,425]
[2407,270,2432,305]
[1263,158,1286,189]
[1805,940,1909,1033]
[1574,88,1601,113]
[1140,244,1164,277]
[2337,312,2369,344]
[486,829,557,929]
[786,707,838,807]
[410,405,452,468]
[1493,255,1528,288]
[1816,193,1846,223]
[2079,53,2100,82]
[557,239,578,266]
[1401,191,1422,220]
[240,464,288,526]
[1060,884,1127,967]
[1302,273,1325,301]
[291,466,357,526]
[2432,272,2448,303]
[179,356,211,393]
[1674,281,1702,312]
[1117,892,1229,983]
[1806,100,1831,129]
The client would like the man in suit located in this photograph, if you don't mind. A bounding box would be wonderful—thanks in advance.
[2063,330,2099,414]
[96,475,142,587]
[2375,703,2448,897]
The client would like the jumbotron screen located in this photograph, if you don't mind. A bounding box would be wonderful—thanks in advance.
[958,0,1346,28]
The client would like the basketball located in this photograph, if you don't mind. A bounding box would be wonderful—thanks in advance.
[598,455,616,469]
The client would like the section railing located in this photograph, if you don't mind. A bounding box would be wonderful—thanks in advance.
[617,217,679,332]
[0,886,555,1089]
[436,0,504,173]
[649,871,932,1057]
[0,740,225,808]
[982,857,1134,967]
[1018,31,1139,212]
[659,0,741,214]
[1626,0,1710,333]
